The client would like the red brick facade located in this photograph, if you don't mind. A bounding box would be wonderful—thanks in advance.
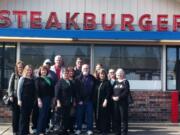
[0,91,179,122]
[129,91,173,122]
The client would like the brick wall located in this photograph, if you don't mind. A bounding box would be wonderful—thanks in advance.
[0,90,179,122]
[0,101,12,123]
[129,91,176,122]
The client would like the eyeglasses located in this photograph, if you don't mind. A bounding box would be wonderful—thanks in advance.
[109,72,114,73]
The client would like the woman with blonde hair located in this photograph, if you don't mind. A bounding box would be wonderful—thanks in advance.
[8,60,24,135]
[17,65,36,135]
[112,68,130,135]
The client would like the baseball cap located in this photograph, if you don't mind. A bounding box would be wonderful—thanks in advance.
[43,59,51,65]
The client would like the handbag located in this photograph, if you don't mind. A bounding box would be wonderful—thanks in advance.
[123,80,134,104]
[128,91,134,104]
[2,94,11,106]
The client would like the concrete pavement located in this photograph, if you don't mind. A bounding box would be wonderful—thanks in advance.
[0,123,180,135]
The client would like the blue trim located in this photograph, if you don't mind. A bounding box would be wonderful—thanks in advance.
[0,28,180,40]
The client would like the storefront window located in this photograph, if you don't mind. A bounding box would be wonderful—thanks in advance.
[0,43,16,89]
[94,45,162,90]
[166,47,180,91]
[0,43,3,89]
[167,48,176,90]
[20,43,91,69]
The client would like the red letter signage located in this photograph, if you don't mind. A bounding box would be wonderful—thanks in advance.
[66,12,80,30]
[139,14,152,31]
[173,15,180,32]
[45,12,61,29]
[30,11,42,29]
[157,14,168,31]
[0,10,11,28]
[121,14,134,31]
[84,13,96,30]
[13,10,27,28]
[102,14,115,30]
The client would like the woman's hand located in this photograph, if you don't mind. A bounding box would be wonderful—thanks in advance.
[102,99,107,108]
[18,100,22,106]
[78,101,83,105]
[57,100,61,108]
[112,96,119,101]
[38,98,43,108]
[9,96,13,102]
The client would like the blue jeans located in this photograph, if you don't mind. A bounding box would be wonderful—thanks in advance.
[76,101,93,131]
[37,97,51,134]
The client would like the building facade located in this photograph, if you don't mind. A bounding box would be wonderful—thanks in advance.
[0,0,180,122]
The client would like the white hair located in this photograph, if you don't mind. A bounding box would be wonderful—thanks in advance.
[82,64,89,76]
[116,68,125,76]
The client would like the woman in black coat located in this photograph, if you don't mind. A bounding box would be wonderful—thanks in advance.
[94,69,112,135]
[35,65,54,135]
[112,68,130,135]
[55,68,74,135]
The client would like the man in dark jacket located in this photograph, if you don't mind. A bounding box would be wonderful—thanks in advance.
[75,64,96,135]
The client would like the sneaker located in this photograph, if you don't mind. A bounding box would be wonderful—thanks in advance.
[87,130,93,135]
[75,130,81,135]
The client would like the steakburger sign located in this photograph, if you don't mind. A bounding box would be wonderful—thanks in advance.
[1,10,180,31]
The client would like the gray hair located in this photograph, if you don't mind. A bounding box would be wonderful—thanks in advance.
[54,55,62,62]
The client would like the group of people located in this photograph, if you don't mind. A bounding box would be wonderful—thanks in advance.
[7,55,131,135]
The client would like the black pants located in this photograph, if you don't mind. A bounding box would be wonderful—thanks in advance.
[95,107,109,133]
[31,100,39,130]
[19,98,34,135]
[11,97,20,133]
[37,97,51,134]
[113,101,128,135]
[61,105,71,131]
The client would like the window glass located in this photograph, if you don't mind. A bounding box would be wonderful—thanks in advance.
[0,43,3,89]
[94,45,162,90]
[0,43,16,89]
[20,43,90,69]
[4,44,16,89]
[167,48,176,90]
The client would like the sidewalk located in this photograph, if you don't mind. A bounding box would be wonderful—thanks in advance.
[0,123,180,135]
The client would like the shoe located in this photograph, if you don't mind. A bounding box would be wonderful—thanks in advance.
[69,129,74,134]
[62,130,69,135]
[32,129,37,134]
[87,130,93,135]
[13,132,18,135]
[75,130,81,135]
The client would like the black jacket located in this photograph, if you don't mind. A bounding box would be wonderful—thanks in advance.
[94,79,112,108]
[113,79,130,102]
[55,79,74,106]
[35,77,54,98]
[75,74,96,103]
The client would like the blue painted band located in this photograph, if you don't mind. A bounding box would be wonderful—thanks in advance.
[0,28,180,40]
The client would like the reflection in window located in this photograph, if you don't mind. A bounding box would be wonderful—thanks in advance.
[94,45,162,90]
[0,44,2,89]
[167,48,176,90]
[20,43,90,69]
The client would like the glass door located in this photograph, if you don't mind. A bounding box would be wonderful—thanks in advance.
[167,47,180,91]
